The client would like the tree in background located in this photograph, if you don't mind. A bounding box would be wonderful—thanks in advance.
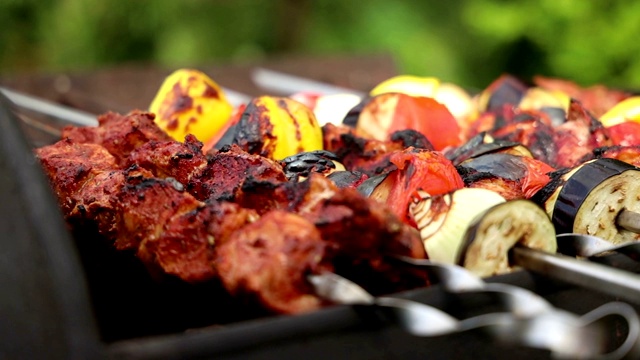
[1,0,639,89]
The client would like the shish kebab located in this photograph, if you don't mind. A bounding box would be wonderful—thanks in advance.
[20,67,640,312]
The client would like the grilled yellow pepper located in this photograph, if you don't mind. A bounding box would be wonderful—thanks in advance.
[600,96,640,127]
[232,96,323,160]
[149,69,234,143]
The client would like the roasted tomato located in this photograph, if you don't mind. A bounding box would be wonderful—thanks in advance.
[351,93,462,151]
[370,148,464,226]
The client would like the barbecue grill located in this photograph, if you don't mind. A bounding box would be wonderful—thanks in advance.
[2,79,640,360]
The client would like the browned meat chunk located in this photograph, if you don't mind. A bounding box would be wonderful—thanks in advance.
[114,175,203,251]
[138,201,259,283]
[594,146,640,167]
[291,174,429,295]
[190,144,287,202]
[127,134,208,186]
[215,210,331,314]
[35,139,118,213]
[62,111,172,167]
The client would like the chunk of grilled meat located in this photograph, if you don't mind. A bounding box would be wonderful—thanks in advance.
[551,101,611,168]
[215,210,331,314]
[138,201,259,283]
[114,175,203,251]
[594,146,640,167]
[62,111,172,167]
[468,101,611,168]
[189,144,287,202]
[35,139,119,214]
[291,174,429,295]
[127,134,208,186]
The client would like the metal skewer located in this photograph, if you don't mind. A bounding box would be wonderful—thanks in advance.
[309,271,640,359]
[616,208,640,234]
[512,246,640,303]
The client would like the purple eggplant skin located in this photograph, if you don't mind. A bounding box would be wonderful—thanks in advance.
[530,167,571,207]
[342,96,371,127]
[327,171,367,189]
[390,129,434,150]
[356,173,388,198]
[456,153,530,183]
[446,134,524,166]
[552,158,638,235]
[485,75,529,112]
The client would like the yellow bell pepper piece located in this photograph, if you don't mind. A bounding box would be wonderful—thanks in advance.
[370,75,440,98]
[149,69,234,143]
[600,96,640,127]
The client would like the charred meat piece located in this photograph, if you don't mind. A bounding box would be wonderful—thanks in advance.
[62,111,172,167]
[35,139,118,214]
[190,144,287,202]
[138,201,259,283]
[215,210,331,314]
[292,174,429,295]
[322,123,398,176]
[69,169,127,239]
[551,101,611,168]
[594,145,640,167]
[127,134,208,186]
[115,175,203,251]
[490,111,558,167]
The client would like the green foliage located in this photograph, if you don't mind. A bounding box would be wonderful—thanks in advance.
[1,0,639,89]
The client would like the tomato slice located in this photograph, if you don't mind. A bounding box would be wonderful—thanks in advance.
[608,122,640,147]
[356,93,462,151]
[373,148,464,226]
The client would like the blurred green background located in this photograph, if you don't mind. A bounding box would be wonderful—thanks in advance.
[2,0,640,90]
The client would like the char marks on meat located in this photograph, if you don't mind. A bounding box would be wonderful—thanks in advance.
[215,210,331,314]
[63,111,172,167]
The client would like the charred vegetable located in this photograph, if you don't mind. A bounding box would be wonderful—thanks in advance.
[368,148,464,225]
[410,188,506,263]
[457,200,557,277]
[456,153,554,200]
[446,132,533,166]
[344,92,462,151]
[217,96,323,160]
[149,69,234,143]
[536,158,640,244]
[281,150,346,181]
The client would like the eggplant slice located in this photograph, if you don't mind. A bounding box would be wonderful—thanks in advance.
[545,158,640,244]
[457,200,556,277]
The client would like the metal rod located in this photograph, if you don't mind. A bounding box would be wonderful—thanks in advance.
[0,87,98,127]
[513,247,640,303]
[617,208,640,233]
[251,68,366,97]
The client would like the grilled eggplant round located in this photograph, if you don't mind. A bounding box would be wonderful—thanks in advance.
[538,158,640,244]
[457,200,556,277]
